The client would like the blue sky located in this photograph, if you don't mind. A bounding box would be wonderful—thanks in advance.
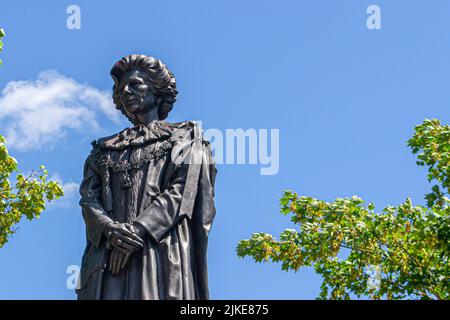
[0,0,449,299]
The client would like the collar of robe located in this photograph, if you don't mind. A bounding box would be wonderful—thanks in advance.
[97,120,173,150]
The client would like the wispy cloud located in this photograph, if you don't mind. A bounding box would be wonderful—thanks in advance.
[0,70,122,151]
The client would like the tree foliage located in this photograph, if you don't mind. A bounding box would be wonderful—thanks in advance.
[0,135,64,247]
[0,28,4,65]
[237,119,450,300]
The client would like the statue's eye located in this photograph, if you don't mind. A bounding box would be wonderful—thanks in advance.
[133,81,146,88]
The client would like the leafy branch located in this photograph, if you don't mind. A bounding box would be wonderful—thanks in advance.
[237,119,450,300]
[0,28,5,65]
[0,135,64,247]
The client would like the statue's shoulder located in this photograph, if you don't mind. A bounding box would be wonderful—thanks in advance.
[85,132,118,163]
[88,131,116,152]
[164,120,210,146]
[164,120,196,141]
[85,139,103,162]
[91,133,118,149]
[165,120,195,133]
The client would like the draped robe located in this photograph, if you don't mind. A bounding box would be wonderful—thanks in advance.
[76,120,217,300]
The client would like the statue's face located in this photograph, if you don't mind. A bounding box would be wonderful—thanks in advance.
[118,69,157,116]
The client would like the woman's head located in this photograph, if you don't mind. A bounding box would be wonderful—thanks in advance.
[111,54,178,123]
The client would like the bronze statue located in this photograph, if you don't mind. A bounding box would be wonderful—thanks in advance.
[76,54,217,300]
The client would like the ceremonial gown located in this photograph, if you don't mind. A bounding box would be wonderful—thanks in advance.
[76,120,217,300]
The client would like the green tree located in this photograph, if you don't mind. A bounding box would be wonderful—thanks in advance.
[0,135,64,247]
[0,28,64,247]
[237,119,449,300]
[0,28,5,64]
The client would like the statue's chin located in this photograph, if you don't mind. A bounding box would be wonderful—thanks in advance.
[125,104,140,113]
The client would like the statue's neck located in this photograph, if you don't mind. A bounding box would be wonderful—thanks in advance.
[133,107,159,126]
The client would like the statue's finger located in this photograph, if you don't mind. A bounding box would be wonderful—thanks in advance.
[120,236,144,249]
[123,232,145,245]
[117,228,145,244]
[113,243,129,255]
[123,223,134,233]
[109,250,117,273]
[116,232,143,247]
[113,251,122,275]
[115,254,124,275]
[121,253,130,270]
[112,251,119,275]
[118,241,139,253]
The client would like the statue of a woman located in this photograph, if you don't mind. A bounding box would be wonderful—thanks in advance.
[76,54,217,300]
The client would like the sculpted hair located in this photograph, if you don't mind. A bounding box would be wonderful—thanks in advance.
[110,54,178,122]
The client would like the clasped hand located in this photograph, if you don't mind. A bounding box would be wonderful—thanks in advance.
[105,222,145,276]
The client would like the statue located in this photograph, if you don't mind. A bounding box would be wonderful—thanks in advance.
[76,54,217,300]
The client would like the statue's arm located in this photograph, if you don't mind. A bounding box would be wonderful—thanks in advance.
[133,137,200,243]
[79,156,114,248]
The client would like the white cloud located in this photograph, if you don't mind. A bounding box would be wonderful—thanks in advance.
[0,70,122,151]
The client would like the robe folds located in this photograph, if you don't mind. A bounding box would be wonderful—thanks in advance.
[76,120,217,300]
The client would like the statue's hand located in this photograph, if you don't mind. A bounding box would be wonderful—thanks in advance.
[130,222,146,239]
[108,247,131,276]
[107,223,147,276]
[105,222,144,254]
